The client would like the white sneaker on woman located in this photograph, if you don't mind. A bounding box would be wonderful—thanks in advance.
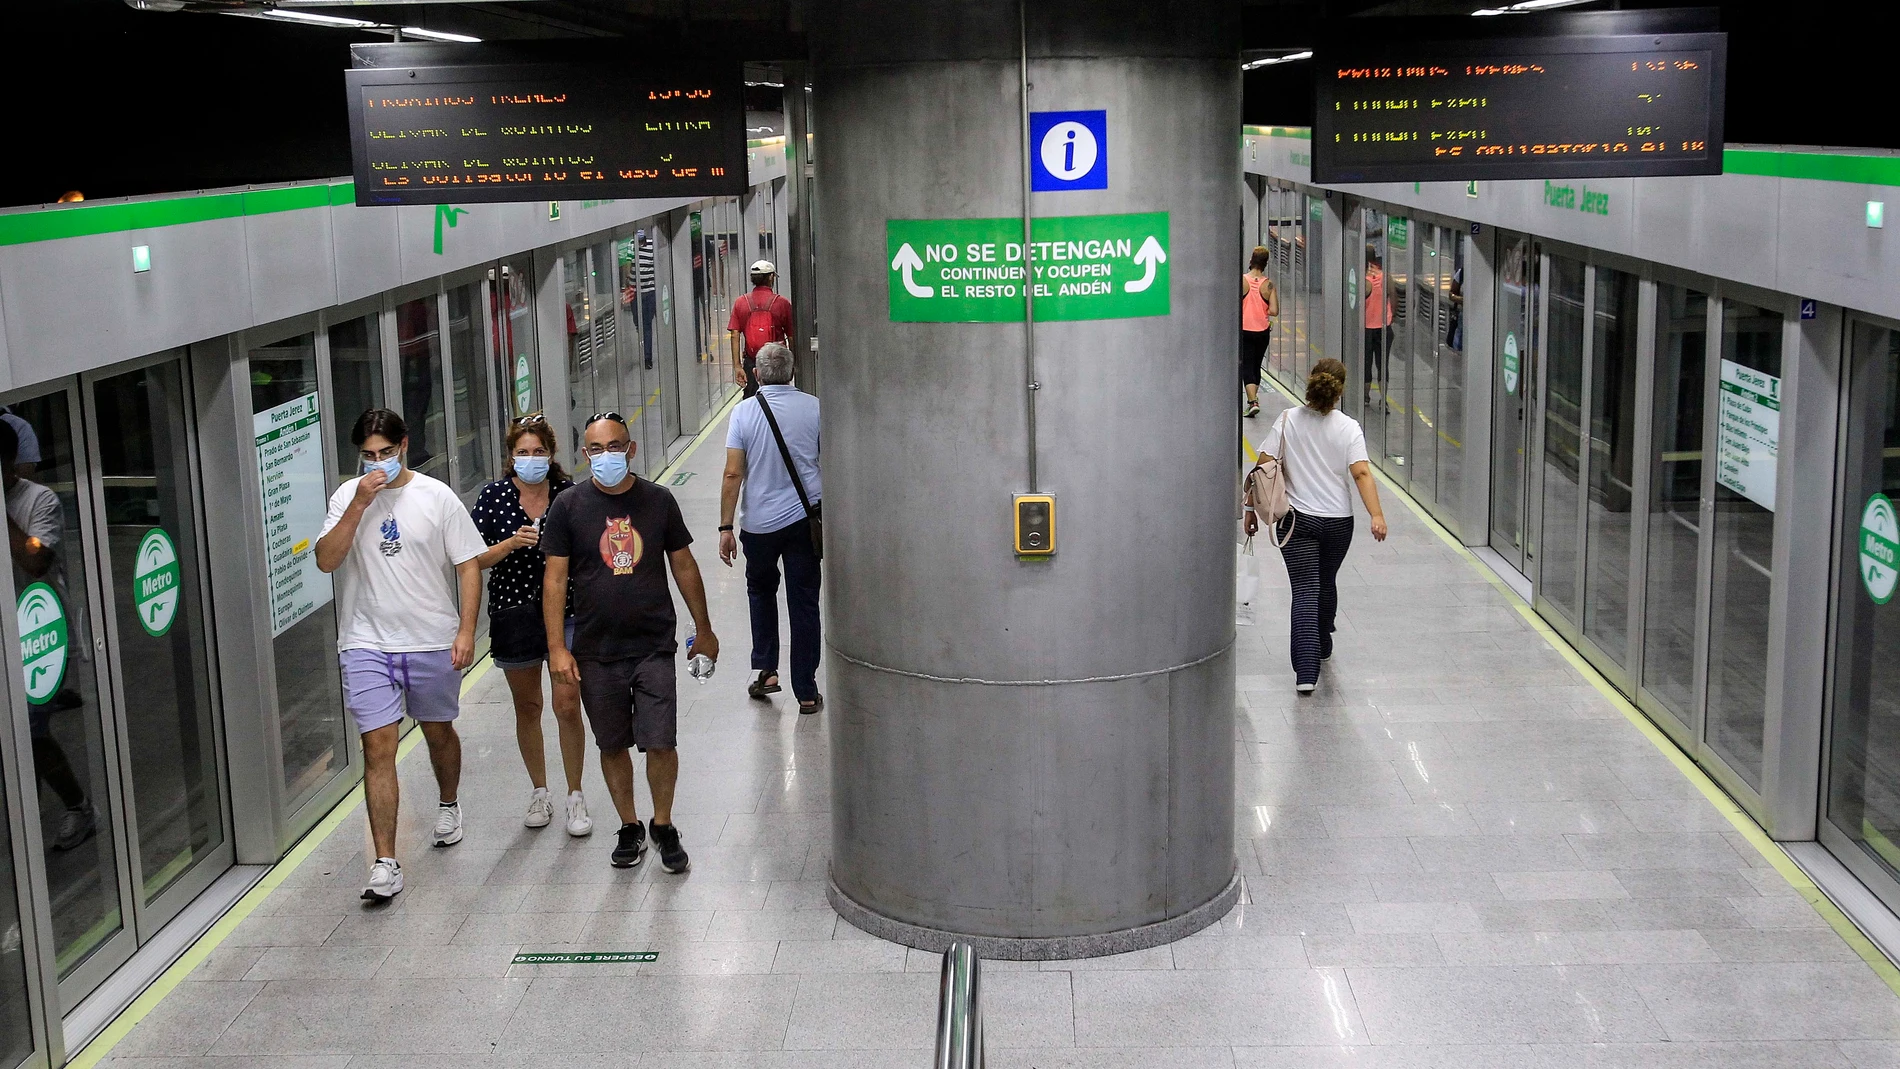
[566,791,594,837]
[525,788,554,828]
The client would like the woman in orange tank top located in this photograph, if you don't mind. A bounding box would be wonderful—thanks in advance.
[1240,245,1277,418]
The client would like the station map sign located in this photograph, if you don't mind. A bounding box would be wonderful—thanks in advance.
[1312,30,1726,183]
[345,61,746,206]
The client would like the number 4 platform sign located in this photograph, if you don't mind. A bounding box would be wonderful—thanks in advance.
[886,212,1169,323]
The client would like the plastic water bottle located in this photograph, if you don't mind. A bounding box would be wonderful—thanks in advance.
[685,633,714,683]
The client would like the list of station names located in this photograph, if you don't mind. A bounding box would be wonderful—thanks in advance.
[254,392,332,637]
[1315,43,1721,181]
[347,63,746,205]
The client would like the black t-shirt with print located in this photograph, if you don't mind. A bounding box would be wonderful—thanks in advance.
[541,477,693,661]
[470,475,575,614]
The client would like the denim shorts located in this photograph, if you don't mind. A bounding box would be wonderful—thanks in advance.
[491,609,576,673]
[339,649,460,733]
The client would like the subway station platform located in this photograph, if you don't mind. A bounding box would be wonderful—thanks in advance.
[84,392,1900,1068]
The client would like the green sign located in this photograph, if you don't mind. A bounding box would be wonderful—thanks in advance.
[1346,267,1358,310]
[1862,493,1899,605]
[17,582,68,706]
[510,951,657,965]
[1503,331,1521,395]
[133,529,182,637]
[885,212,1169,323]
[513,354,533,415]
[1388,218,1409,249]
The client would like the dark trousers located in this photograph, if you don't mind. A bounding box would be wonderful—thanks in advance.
[741,518,822,701]
[1277,510,1355,686]
[1364,326,1388,389]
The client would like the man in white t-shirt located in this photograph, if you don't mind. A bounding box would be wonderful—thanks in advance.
[316,408,486,901]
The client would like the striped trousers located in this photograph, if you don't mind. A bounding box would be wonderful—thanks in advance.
[1276,510,1355,686]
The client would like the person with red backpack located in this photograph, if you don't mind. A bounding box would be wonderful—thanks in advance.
[727,260,794,399]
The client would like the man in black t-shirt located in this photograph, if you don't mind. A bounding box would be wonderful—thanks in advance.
[542,412,720,873]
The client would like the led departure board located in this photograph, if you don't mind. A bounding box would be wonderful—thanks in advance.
[1312,32,1726,183]
[344,61,746,205]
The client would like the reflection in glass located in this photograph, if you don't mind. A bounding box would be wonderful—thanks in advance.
[1437,230,1469,533]
[1583,267,1640,666]
[490,259,536,421]
[1642,285,1709,723]
[1828,323,1900,876]
[1706,300,1783,788]
[1538,256,1587,621]
[1383,218,1413,477]
[1411,225,1440,499]
[1361,209,1391,470]
[1303,195,1326,388]
[1,760,32,1068]
[1490,235,1535,558]
[613,237,655,476]
[92,362,223,902]
[397,296,447,482]
[248,335,350,813]
[448,283,497,497]
[6,391,121,978]
[328,316,383,486]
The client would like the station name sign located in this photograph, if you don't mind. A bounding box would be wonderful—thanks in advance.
[1312,30,1726,183]
[345,61,747,206]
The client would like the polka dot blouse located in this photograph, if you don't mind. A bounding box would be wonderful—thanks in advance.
[471,473,575,615]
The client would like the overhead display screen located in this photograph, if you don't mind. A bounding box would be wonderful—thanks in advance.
[344,61,747,205]
[1312,32,1726,183]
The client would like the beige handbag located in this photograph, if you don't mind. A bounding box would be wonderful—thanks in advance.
[1244,415,1296,548]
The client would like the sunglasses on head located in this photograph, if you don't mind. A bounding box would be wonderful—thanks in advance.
[510,412,547,426]
[588,412,626,426]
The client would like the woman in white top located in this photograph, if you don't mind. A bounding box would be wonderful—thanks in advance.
[1244,358,1389,692]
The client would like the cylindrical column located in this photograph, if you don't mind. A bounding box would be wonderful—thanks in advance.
[816,0,1240,958]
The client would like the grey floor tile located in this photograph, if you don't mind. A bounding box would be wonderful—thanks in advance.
[1319,803,1480,838]
[1469,900,1615,931]
[983,971,1078,1047]
[1345,902,1484,934]
[1435,929,1717,965]
[102,1058,352,1069]
[1701,928,1864,963]
[1234,1046,1534,1069]
[1302,932,1445,967]
[997,1048,1234,1069]
[1626,962,1900,1040]
[1254,837,1422,876]
[1465,800,1639,836]
[1370,872,1507,903]
[771,938,906,973]
[1347,964,1663,1043]
[1492,870,1630,901]
[187,945,267,981]
[111,982,265,1058]
[209,978,528,1055]
[1215,901,1356,937]
[1726,895,1831,930]
[1520,1041,1857,1068]
[223,914,344,948]
[1072,969,1369,1046]
[324,911,468,946]
[1611,868,1765,899]
[782,971,937,1050]
[1566,833,1750,872]
[376,943,520,978]
[242,946,392,981]
[1170,933,1307,970]
[1841,1040,1900,1068]
[451,911,590,945]
[499,975,794,1052]
[634,939,780,975]
[705,907,838,941]
[1042,945,1176,971]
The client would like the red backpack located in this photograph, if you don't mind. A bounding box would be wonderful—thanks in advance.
[740,290,784,358]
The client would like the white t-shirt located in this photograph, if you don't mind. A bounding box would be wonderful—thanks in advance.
[320,471,486,653]
[1264,406,1368,518]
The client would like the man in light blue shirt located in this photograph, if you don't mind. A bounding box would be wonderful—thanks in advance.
[717,343,824,712]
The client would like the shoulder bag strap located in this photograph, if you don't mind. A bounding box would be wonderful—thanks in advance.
[753,391,816,521]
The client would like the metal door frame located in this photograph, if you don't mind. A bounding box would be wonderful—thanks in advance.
[1487,229,1539,571]
[0,431,52,1069]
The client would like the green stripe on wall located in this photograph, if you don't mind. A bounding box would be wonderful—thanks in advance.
[1723,149,1900,187]
[0,181,355,248]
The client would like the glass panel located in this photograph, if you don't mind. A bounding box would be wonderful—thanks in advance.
[327,316,383,487]
[7,392,122,978]
[1437,229,1469,532]
[1271,190,1294,389]
[1583,266,1641,666]
[1490,234,1536,558]
[396,296,447,483]
[563,248,598,469]
[247,336,350,814]
[1383,217,1414,479]
[1361,208,1391,469]
[92,361,223,902]
[1411,224,1440,501]
[1538,256,1586,620]
[1641,284,1709,721]
[1827,321,1900,876]
[613,237,654,476]
[0,759,32,1069]
[587,242,622,432]
[1705,299,1783,789]
[1302,196,1327,386]
[448,282,496,497]
[1343,208,1364,425]
[490,260,537,421]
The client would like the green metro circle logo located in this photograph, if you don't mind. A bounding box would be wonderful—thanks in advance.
[1861,493,1900,605]
[17,581,68,705]
[133,528,182,637]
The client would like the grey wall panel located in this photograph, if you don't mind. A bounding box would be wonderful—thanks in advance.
[131,217,255,355]
[1776,179,1896,321]
[1678,174,1779,290]
[329,201,403,306]
[0,277,13,394]
[245,208,339,326]
[0,234,134,384]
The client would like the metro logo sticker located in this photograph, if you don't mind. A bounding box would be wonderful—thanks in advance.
[17,582,68,706]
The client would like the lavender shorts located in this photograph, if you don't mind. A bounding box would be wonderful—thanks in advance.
[340,649,460,734]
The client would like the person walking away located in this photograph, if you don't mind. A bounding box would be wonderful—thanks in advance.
[542,413,720,872]
[1363,250,1394,404]
[1240,245,1277,418]
[471,417,592,837]
[717,342,824,713]
[727,260,794,399]
[1244,359,1388,693]
[315,409,485,901]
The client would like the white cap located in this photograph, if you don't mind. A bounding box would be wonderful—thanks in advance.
[750,259,776,275]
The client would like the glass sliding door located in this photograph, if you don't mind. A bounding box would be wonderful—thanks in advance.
[1411,224,1440,502]
[491,259,538,422]
[1360,208,1392,472]
[1582,266,1641,668]
[1,765,33,1069]
[448,281,498,500]
[1489,233,1538,569]
[1436,228,1469,534]
[1704,300,1784,789]
[1639,284,1709,729]
[326,316,384,483]
[396,295,448,483]
[1383,217,1414,480]
[1537,255,1587,621]
[1303,195,1327,387]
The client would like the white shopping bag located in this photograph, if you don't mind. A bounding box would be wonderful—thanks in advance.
[1236,538,1259,626]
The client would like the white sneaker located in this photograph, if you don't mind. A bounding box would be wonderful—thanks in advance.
[525,788,554,829]
[361,857,403,900]
[433,803,464,847]
[566,791,594,837]
[1296,683,1316,694]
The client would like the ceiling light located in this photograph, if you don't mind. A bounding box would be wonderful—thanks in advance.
[400,26,482,42]
[1243,50,1313,71]
[1472,0,1594,13]
[264,9,377,27]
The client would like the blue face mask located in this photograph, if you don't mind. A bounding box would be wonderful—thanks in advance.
[363,456,402,483]
[589,450,629,486]
[513,456,550,484]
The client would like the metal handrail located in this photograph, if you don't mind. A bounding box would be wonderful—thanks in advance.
[934,942,985,1069]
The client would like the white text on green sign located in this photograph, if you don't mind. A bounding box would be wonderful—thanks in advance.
[886,212,1169,323]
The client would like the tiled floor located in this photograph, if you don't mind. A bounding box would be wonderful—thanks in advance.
[101,398,1900,1068]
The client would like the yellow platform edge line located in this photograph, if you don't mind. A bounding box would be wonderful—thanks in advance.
[1251,377,1900,997]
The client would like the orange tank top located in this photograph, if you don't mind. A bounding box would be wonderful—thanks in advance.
[1242,275,1272,332]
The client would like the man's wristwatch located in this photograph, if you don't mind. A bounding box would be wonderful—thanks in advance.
[718,524,734,532]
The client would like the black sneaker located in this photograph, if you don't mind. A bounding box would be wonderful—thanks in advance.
[650,822,690,874]
[611,821,647,868]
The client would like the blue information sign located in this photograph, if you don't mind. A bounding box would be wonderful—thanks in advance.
[1029,110,1108,192]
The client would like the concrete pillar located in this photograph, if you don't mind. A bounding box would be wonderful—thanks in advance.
[815,0,1241,957]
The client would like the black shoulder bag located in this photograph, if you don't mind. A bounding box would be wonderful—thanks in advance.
[753,390,823,559]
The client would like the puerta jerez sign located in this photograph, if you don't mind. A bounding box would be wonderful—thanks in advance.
[1312,27,1726,183]
[345,61,747,206]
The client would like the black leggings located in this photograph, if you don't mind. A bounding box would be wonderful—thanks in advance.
[1240,328,1271,388]
[1277,509,1355,686]
[1364,326,1388,387]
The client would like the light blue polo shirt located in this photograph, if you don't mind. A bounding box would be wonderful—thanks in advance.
[726,385,822,534]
